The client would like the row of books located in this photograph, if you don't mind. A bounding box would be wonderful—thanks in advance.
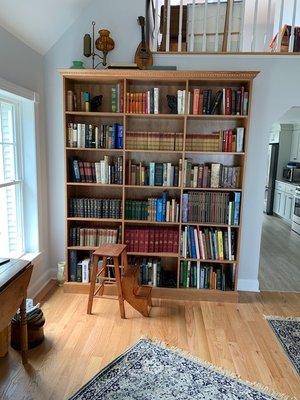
[70,156,123,184]
[69,253,116,283]
[191,87,248,116]
[126,132,183,151]
[185,128,244,152]
[127,160,181,187]
[183,162,241,189]
[69,227,120,247]
[182,191,241,225]
[138,258,162,286]
[125,89,159,114]
[181,226,236,261]
[111,83,124,113]
[180,262,235,290]
[67,123,123,149]
[69,198,122,219]
[125,194,180,222]
[124,227,179,254]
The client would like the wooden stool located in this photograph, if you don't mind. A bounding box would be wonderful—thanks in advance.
[87,244,152,318]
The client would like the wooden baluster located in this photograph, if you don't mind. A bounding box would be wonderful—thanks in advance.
[289,0,298,52]
[178,0,183,52]
[264,0,272,50]
[227,0,234,52]
[239,0,246,52]
[189,0,196,52]
[214,0,221,52]
[277,0,285,51]
[251,0,259,52]
[202,0,208,52]
[166,0,171,51]
[153,0,159,52]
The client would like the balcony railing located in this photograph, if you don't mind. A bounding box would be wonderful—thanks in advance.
[146,0,300,54]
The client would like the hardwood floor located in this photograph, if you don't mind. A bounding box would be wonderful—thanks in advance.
[259,214,300,291]
[0,288,299,399]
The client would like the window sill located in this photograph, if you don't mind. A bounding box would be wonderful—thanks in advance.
[20,252,42,265]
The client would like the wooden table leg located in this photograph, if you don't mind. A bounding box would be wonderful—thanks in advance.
[113,256,125,319]
[19,297,28,364]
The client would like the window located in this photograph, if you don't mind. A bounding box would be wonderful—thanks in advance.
[0,98,24,258]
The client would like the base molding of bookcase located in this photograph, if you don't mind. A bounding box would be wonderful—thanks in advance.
[63,282,238,302]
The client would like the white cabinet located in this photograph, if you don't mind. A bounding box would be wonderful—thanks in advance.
[273,181,296,224]
[290,129,300,162]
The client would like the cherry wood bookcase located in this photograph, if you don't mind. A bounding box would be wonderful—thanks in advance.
[60,69,258,302]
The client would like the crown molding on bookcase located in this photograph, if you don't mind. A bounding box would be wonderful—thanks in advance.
[59,69,259,81]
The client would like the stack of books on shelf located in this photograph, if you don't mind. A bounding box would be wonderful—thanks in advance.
[183,161,241,189]
[126,88,159,114]
[127,160,182,187]
[67,123,123,149]
[69,227,120,247]
[180,262,235,290]
[126,132,183,151]
[191,87,248,115]
[111,83,124,112]
[133,258,162,286]
[185,128,244,152]
[124,227,179,253]
[182,191,241,225]
[177,89,189,114]
[181,226,236,261]
[125,192,179,222]
[69,254,116,283]
[69,198,122,219]
[70,156,123,184]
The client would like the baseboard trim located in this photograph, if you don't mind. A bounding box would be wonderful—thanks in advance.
[33,279,57,304]
[237,279,260,292]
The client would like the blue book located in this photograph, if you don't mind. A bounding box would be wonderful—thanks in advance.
[233,192,241,225]
[161,191,168,222]
[69,250,78,282]
[189,226,197,259]
[71,158,80,182]
[156,198,163,222]
[116,123,123,149]
[182,193,189,222]
[149,162,155,186]
[110,125,116,149]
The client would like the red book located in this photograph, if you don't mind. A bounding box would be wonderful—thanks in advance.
[124,229,130,248]
[133,228,139,252]
[154,229,159,252]
[172,229,179,253]
[225,88,232,115]
[144,229,149,252]
[193,89,200,115]
[126,92,130,113]
[159,229,165,252]
[149,228,155,252]
[143,92,147,114]
[228,130,233,152]
[78,160,86,182]
[198,93,203,115]
[224,130,229,152]
[139,229,145,252]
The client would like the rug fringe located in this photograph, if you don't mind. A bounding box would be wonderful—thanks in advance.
[264,315,300,322]
[138,336,294,400]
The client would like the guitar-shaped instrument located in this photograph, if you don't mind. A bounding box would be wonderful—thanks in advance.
[134,16,153,69]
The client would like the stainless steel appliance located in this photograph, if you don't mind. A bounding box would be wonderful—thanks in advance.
[264,143,279,214]
[283,162,300,183]
[292,186,300,235]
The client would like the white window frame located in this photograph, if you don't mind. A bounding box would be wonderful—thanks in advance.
[0,96,25,257]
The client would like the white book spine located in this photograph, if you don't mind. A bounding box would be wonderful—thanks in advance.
[182,90,186,114]
[166,162,172,186]
[194,228,200,259]
[177,90,182,115]
[196,261,201,289]
[153,261,157,287]
[236,127,244,152]
[147,90,150,114]
[187,91,191,115]
[95,162,101,183]
[154,88,159,114]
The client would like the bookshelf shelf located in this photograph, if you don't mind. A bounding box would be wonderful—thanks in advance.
[61,69,257,299]
[125,220,180,226]
[127,252,178,258]
[67,217,122,223]
[66,111,124,117]
[66,147,123,153]
[180,258,237,264]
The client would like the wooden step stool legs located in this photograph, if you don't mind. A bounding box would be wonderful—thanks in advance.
[87,255,99,315]
[113,256,125,319]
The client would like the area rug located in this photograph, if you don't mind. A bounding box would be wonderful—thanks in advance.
[266,316,300,375]
[69,338,288,400]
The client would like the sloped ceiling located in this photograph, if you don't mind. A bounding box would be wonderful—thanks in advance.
[0,0,94,55]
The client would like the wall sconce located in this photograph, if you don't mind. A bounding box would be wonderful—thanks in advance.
[83,21,115,68]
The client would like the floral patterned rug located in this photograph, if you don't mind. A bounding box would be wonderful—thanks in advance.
[266,316,300,375]
[69,338,288,400]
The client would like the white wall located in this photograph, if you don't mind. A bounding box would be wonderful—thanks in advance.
[43,0,300,291]
[0,25,50,297]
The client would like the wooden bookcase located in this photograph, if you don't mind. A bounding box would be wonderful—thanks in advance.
[60,69,258,302]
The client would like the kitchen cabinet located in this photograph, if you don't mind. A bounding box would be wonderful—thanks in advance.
[290,128,300,162]
[273,181,296,224]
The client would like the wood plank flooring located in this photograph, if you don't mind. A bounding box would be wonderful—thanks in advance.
[259,214,300,291]
[0,288,299,399]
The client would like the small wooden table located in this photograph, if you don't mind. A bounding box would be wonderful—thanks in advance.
[0,259,33,364]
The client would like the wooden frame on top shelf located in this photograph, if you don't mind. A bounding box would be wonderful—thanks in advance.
[61,68,258,302]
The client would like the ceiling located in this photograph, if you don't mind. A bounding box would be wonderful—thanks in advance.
[0,0,93,55]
